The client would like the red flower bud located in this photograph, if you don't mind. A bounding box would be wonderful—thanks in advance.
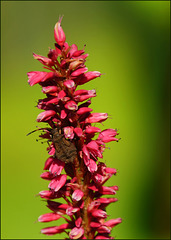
[54,17,66,46]
[49,159,65,175]
[42,86,58,94]
[78,71,101,85]
[44,157,54,170]
[33,53,53,66]
[69,227,84,239]
[27,71,55,86]
[38,212,61,222]
[72,189,84,201]
[64,79,75,88]
[85,113,108,123]
[37,110,56,122]
[92,209,107,218]
[74,127,83,137]
[71,67,88,77]
[85,126,101,134]
[65,100,78,110]
[48,174,67,192]
[41,223,70,235]
[77,107,93,115]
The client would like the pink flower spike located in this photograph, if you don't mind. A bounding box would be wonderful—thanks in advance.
[85,113,108,123]
[37,110,56,122]
[72,189,84,201]
[65,100,78,110]
[69,227,84,239]
[74,127,83,137]
[27,71,55,86]
[48,174,67,192]
[71,67,88,77]
[28,17,121,239]
[64,126,74,139]
[77,107,93,115]
[54,17,66,46]
[33,53,53,66]
[38,212,61,222]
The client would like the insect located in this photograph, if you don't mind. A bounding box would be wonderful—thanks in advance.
[27,127,77,164]
[51,128,77,164]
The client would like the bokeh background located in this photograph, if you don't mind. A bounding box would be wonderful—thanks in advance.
[1,1,170,239]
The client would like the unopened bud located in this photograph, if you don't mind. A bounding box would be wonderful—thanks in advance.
[54,17,66,46]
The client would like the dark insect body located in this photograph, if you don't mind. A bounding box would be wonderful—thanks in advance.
[51,128,77,164]
[27,127,77,164]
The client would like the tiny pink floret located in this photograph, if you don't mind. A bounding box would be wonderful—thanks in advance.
[37,110,56,122]
[69,227,84,239]
[38,212,61,222]
[72,189,84,201]
[64,126,74,139]
[48,174,67,192]
[27,71,54,86]
[65,100,78,110]
[85,113,108,123]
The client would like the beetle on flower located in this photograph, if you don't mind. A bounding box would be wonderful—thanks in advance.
[27,16,121,239]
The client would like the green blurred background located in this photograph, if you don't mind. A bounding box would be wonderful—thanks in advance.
[1,1,170,239]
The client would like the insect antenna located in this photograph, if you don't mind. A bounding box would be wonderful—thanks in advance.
[26,127,51,136]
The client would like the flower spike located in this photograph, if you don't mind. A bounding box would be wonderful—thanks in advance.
[28,17,121,239]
